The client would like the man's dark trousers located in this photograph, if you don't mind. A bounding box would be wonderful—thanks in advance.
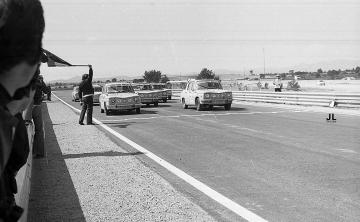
[79,96,93,124]
[32,105,45,156]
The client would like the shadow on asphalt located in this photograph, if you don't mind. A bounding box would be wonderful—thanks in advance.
[105,109,158,115]
[101,122,138,128]
[143,104,172,108]
[62,151,144,159]
[28,103,86,222]
[187,107,248,112]
[138,109,158,114]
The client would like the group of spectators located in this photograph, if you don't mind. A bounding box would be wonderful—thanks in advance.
[0,0,47,221]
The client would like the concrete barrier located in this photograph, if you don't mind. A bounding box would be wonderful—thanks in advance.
[172,89,360,108]
[14,122,34,222]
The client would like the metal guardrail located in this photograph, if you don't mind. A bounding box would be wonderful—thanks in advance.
[171,89,360,108]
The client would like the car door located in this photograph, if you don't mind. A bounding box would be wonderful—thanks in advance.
[183,82,191,104]
[189,82,196,105]
[99,86,106,108]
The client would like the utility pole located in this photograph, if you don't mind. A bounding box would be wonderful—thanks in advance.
[263,47,266,76]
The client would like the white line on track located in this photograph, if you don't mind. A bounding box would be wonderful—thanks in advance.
[53,93,268,222]
[97,110,304,122]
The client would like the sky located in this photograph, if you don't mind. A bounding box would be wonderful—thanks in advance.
[40,0,360,81]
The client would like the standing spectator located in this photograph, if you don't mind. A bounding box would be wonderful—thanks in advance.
[78,65,94,125]
[46,85,51,101]
[32,74,49,158]
[273,75,283,92]
[0,0,45,220]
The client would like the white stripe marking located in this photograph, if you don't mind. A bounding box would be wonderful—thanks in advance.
[92,111,302,123]
[336,149,358,154]
[53,93,268,222]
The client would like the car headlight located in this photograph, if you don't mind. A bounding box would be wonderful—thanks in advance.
[109,98,116,105]
[163,92,166,95]
[204,93,210,98]
[212,94,217,98]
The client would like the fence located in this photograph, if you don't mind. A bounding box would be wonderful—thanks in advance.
[171,90,360,108]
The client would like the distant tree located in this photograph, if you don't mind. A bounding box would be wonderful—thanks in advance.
[317,68,323,74]
[327,70,340,80]
[315,72,321,78]
[355,66,360,73]
[106,79,111,83]
[197,68,215,79]
[111,78,117,82]
[133,78,144,83]
[143,70,162,83]
[160,75,170,83]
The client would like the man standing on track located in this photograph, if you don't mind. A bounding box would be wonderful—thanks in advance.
[273,75,283,92]
[78,65,94,125]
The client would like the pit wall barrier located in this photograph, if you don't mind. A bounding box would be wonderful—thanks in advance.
[171,89,360,108]
[14,120,34,222]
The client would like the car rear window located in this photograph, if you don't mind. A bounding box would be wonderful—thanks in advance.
[197,82,223,89]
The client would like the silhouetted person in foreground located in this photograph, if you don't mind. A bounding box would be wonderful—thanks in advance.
[78,65,94,125]
[0,0,45,220]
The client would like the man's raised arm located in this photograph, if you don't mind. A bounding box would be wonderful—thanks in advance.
[88,65,93,82]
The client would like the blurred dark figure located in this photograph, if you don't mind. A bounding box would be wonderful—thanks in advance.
[31,74,50,158]
[0,0,45,220]
[3,85,36,222]
[78,65,94,125]
[46,85,51,101]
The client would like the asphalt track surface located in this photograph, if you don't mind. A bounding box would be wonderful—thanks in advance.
[54,90,360,222]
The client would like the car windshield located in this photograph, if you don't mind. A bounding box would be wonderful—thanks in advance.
[94,87,102,92]
[107,85,134,93]
[152,85,164,90]
[140,85,152,90]
[196,81,223,89]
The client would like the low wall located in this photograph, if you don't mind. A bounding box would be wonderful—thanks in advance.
[14,121,34,222]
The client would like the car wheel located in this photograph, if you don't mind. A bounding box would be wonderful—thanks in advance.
[168,96,171,100]
[195,98,202,111]
[104,103,110,115]
[182,98,188,109]
[163,99,167,103]
[154,102,159,107]
[146,103,150,107]
[136,108,141,114]
[224,104,231,110]
[209,105,214,110]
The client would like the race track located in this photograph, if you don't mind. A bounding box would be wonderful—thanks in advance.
[54,90,360,222]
